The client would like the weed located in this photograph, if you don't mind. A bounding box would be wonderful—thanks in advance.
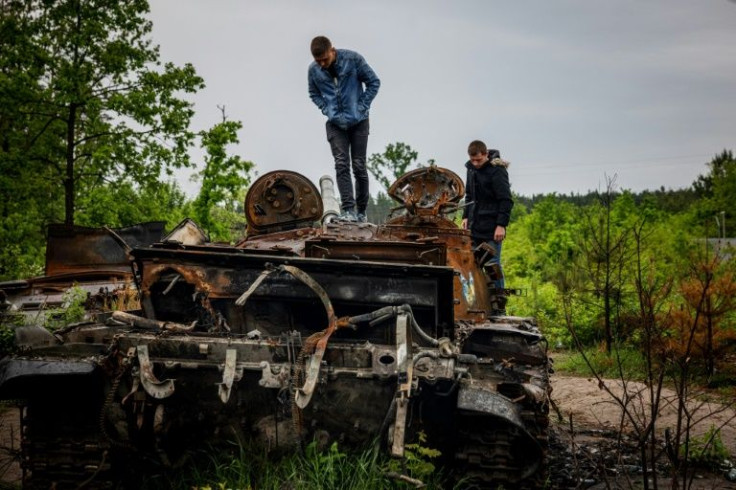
[44,285,88,330]
[682,425,731,469]
[0,325,14,356]
[554,345,649,380]
[386,431,442,483]
[148,437,455,489]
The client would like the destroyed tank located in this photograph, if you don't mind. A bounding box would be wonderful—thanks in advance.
[0,167,551,489]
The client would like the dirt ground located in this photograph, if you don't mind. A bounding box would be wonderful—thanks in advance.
[1,376,734,488]
[551,375,736,456]
[0,405,20,487]
[549,375,736,489]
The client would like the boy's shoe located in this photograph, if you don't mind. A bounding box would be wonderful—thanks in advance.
[356,212,367,223]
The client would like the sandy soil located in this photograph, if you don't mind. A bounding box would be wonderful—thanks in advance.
[551,375,736,456]
[0,406,21,486]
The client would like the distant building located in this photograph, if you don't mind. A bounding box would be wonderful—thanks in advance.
[706,238,736,260]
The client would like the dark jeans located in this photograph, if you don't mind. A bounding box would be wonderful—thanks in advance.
[326,118,369,213]
[472,237,504,291]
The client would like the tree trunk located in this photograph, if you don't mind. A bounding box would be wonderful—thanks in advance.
[64,103,77,226]
[705,296,714,379]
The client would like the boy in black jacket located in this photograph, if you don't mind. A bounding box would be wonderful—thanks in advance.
[461,140,513,310]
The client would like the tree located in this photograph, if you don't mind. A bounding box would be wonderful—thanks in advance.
[577,175,633,353]
[0,1,61,278]
[1,0,204,226]
[192,107,254,242]
[75,180,191,230]
[365,191,395,224]
[693,150,735,237]
[367,142,419,192]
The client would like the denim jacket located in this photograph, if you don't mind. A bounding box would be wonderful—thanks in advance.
[308,49,380,130]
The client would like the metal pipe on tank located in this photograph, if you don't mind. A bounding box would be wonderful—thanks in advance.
[319,175,340,223]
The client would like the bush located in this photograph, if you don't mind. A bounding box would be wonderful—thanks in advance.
[683,425,731,469]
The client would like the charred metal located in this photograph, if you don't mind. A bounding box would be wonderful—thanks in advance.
[0,167,552,489]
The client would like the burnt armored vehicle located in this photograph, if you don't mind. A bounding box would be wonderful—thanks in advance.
[0,167,550,488]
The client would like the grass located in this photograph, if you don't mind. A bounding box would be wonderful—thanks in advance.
[552,346,649,380]
[139,439,457,490]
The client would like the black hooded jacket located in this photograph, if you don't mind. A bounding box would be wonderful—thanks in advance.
[462,149,514,242]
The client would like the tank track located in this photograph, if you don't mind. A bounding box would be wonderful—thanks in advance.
[21,402,114,489]
[455,411,549,489]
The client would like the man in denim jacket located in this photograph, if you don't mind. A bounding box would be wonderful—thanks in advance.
[308,36,380,222]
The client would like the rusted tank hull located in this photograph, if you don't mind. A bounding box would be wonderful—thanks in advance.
[0,168,551,489]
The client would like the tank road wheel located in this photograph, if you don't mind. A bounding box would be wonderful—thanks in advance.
[20,384,114,489]
[454,414,548,490]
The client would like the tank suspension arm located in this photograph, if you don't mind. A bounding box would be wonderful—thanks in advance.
[345,304,443,349]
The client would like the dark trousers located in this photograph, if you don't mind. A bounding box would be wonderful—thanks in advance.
[472,236,504,291]
[326,118,369,213]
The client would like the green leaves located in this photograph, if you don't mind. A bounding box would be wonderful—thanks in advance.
[0,0,239,278]
[368,142,420,192]
[1,0,205,225]
[192,115,254,242]
[693,150,735,237]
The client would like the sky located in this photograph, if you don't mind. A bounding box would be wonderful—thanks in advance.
[147,1,736,198]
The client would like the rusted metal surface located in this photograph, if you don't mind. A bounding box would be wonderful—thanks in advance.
[136,344,175,400]
[390,313,411,458]
[162,218,208,246]
[217,348,240,403]
[0,223,161,326]
[388,165,465,217]
[111,311,197,333]
[45,222,165,276]
[0,166,551,489]
[244,170,323,235]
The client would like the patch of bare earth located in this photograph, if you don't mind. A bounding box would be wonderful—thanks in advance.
[550,375,736,489]
[0,405,21,488]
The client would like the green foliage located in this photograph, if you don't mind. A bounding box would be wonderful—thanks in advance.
[693,150,736,237]
[0,0,216,279]
[368,142,419,192]
[386,431,442,483]
[554,346,649,379]
[192,115,254,241]
[75,180,191,229]
[682,425,731,469]
[44,286,88,330]
[366,191,396,224]
[0,210,47,280]
[0,325,15,357]
[1,0,205,225]
[151,439,452,490]
[300,441,350,488]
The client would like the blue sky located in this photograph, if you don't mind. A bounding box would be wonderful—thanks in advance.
[148,1,736,197]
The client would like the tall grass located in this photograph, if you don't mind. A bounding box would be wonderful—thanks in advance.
[141,439,455,490]
[553,345,649,380]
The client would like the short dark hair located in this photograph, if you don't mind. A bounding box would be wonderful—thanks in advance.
[468,140,487,156]
[311,36,332,57]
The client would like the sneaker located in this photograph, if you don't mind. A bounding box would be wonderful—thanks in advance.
[356,212,367,223]
[338,210,357,222]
